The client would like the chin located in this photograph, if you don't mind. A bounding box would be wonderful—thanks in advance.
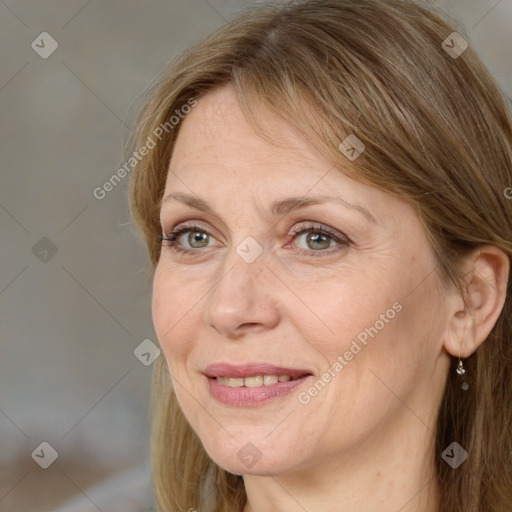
[211,454,293,477]
[202,436,305,477]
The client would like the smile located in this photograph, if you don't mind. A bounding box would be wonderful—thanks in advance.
[216,374,303,387]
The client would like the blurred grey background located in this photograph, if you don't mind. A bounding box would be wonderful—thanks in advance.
[0,1,510,511]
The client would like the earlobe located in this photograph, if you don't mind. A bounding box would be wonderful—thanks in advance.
[443,244,509,359]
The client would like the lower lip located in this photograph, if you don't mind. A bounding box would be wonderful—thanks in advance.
[206,376,312,407]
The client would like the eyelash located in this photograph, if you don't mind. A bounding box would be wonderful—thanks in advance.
[158,222,349,257]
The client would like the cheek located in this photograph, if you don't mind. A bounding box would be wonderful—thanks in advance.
[151,265,197,369]
[291,268,399,353]
[151,268,211,431]
[298,265,429,389]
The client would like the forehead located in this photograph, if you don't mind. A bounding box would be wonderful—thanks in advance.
[168,85,325,179]
[162,85,409,228]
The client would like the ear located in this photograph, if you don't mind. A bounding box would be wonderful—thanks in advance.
[443,245,509,358]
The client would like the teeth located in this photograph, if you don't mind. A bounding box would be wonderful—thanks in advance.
[216,374,297,387]
[263,375,279,385]
[244,376,263,387]
[227,377,244,387]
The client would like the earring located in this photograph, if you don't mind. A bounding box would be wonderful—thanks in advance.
[456,305,471,377]
[456,357,465,376]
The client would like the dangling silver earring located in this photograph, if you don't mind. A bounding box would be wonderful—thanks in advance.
[456,357,465,375]
[456,305,470,377]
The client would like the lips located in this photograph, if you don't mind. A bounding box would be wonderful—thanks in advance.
[203,362,314,406]
[204,362,313,380]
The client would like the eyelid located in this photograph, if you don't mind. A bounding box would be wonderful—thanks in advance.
[159,222,218,245]
[288,221,347,240]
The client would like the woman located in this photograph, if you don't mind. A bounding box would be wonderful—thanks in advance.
[128,1,512,511]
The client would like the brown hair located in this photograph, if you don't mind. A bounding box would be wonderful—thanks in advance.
[128,1,512,511]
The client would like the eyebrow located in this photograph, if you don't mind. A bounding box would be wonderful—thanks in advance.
[162,192,378,224]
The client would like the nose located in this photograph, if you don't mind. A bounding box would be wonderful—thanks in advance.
[202,248,280,339]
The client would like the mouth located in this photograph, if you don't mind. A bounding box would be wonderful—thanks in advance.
[203,363,313,406]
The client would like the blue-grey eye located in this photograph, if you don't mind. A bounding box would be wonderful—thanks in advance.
[186,231,209,248]
[298,231,333,250]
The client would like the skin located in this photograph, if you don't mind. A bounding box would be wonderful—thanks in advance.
[152,84,509,512]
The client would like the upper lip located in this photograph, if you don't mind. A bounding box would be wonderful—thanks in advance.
[204,362,313,379]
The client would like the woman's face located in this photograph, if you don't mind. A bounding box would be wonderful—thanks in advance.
[152,84,452,476]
